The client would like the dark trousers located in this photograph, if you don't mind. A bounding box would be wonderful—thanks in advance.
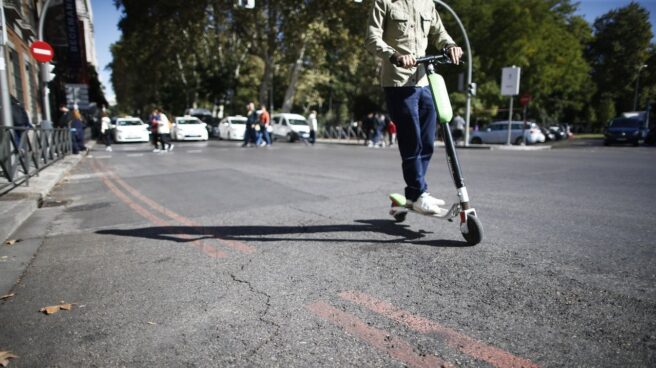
[243,125,255,146]
[159,133,171,150]
[103,131,112,146]
[385,86,436,201]
[309,130,316,144]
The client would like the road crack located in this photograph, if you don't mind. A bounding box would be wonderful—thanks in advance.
[229,262,281,359]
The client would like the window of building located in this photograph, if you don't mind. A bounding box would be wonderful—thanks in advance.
[9,48,24,105]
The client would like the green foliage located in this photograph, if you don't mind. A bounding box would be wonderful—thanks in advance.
[108,0,655,130]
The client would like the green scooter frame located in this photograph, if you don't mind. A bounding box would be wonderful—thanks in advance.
[389,56,483,246]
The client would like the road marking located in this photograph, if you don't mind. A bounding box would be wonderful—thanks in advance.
[186,150,202,153]
[91,155,112,159]
[127,153,144,157]
[306,301,452,368]
[89,160,227,258]
[93,160,256,255]
[339,291,540,368]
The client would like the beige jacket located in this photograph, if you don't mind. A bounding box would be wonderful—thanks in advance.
[365,0,455,87]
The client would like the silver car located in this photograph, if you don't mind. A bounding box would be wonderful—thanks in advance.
[470,121,545,145]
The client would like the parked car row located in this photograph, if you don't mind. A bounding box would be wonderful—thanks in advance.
[213,113,310,142]
[110,115,209,143]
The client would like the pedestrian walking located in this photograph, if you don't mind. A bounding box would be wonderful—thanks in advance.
[155,108,173,152]
[259,104,272,146]
[363,112,375,146]
[308,110,318,145]
[70,109,87,154]
[366,0,463,214]
[100,111,113,152]
[451,113,465,145]
[242,102,257,147]
[387,119,397,147]
[149,110,160,152]
[372,112,387,148]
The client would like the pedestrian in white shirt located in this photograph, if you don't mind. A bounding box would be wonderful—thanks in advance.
[156,109,174,152]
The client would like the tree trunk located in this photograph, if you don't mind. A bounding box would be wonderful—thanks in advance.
[281,34,307,113]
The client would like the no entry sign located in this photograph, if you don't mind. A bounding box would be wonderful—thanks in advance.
[30,41,54,63]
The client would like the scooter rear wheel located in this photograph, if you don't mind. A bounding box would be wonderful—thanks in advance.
[393,212,407,223]
[462,214,483,246]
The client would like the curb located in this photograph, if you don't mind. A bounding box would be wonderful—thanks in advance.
[0,142,93,243]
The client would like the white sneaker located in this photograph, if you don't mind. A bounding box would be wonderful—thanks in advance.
[105,146,112,152]
[153,148,160,152]
[168,144,174,152]
[412,192,446,215]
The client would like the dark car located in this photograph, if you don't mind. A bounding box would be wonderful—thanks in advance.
[603,117,647,146]
[185,108,215,136]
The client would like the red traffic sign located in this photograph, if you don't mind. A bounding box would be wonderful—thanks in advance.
[519,94,532,106]
[30,41,54,63]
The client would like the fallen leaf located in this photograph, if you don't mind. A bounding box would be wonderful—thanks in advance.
[0,256,7,261]
[0,293,15,301]
[3,239,18,246]
[147,321,157,325]
[0,351,18,367]
[39,303,73,315]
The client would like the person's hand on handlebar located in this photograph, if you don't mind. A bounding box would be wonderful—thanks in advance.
[390,53,417,69]
[445,44,464,65]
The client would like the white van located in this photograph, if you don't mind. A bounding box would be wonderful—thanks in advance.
[271,113,310,142]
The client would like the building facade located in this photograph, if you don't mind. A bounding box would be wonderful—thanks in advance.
[1,0,98,125]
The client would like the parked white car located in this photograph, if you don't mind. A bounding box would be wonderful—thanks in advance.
[470,121,545,145]
[271,113,310,142]
[216,116,247,140]
[172,116,208,141]
[112,117,149,143]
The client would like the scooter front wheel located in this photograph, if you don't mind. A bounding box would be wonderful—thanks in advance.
[462,214,483,246]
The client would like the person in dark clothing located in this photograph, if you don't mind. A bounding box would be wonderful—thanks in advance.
[242,102,257,147]
[70,110,87,154]
[10,97,32,150]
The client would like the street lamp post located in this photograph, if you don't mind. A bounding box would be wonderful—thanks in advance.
[434,0,473,146]
[634,64,648,111]
[39,0,54,123]
[0,0,13,127]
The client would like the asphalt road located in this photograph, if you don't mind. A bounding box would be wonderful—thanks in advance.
[1,138,654,367]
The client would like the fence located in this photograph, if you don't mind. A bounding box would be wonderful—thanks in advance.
[320,125,366,141]
[0,126,71,194]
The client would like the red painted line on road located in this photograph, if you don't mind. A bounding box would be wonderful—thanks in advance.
[339,291,540,368]
[94,160,255,255]
[306,301,453,368]
[89,160,227,258]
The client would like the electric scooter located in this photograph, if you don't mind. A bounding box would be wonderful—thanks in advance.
[388,52,483,246]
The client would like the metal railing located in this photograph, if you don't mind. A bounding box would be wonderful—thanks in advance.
[0,126,71,194]
[320,126,366,141]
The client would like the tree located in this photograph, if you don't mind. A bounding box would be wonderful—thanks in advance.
[587,2,653,118]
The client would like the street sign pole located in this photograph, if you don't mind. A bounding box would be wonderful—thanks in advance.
[0,0,13,128]
[38,0,54,123]
[501,66,521,145]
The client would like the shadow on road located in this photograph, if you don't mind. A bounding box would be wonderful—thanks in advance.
[96,219,470,248]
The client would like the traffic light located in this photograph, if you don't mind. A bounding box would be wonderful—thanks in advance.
[237,0,255,8]
[467,82,477,97]
[47,63,55,82]
[41,63,56,82]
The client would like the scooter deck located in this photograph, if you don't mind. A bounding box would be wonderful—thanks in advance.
[388,193,459,219]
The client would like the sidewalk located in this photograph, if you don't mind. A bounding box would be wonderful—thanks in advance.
[0,145,92,243]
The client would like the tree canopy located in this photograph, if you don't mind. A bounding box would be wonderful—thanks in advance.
[109,0,655,130]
